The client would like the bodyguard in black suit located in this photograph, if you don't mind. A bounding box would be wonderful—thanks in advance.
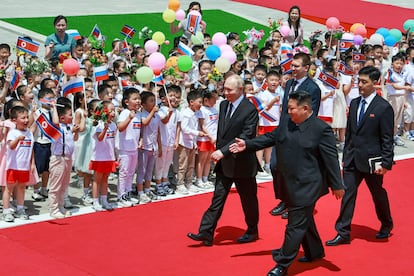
[230,91,344,276]
[187,75,260,246]
[326,66,394,246]
[270,53,321,217]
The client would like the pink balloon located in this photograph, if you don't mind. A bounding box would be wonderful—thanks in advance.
[144,40,158,54]
[221,50,237,64]
[280,25,290,37]
[62,58,80,76]
[147,52,166,70]
[219,44,233,53]
[164,40,170,45]
[353,34,364,46]
[326,17,340,30]
[175,9,185,21]
[212,32,227,46]
[354,26,367,37]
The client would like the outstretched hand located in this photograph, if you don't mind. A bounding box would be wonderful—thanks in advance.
[229,138,246,153]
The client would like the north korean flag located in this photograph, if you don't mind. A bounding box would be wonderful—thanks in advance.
[16,37,40,56]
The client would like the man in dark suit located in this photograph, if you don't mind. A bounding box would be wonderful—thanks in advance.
[270,52,321,218]
[230,91,344,276]
[187,75,260,246]
[326,66,394,246]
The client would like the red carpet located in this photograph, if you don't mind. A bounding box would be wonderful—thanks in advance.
[1,158,414,275]
[233,0,414,35]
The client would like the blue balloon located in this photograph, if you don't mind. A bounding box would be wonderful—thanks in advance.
[384,35,396,47]
[205,45,221,61]
[376,27,389,38]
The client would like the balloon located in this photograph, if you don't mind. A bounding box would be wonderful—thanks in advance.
[350,23,364,34]
[62,58,80,76]
[168,0,180,11]
[326,17,340,30]
[376,27,389,38]
[212,32,227,46]
[164,40,170,45]
[191,31,204,45]
[369,33,384,45]
[162,9,176,23]
[205,45,221,61]
[389,28,402,42]
[219,44,233,53]
[221,50,237,64]
[279,25,290,37]
[165,56,178,69]
[342,32,354,40]
[177,55,193,72]
[152,31,166,45]
[384,35,397,47]
[147,52,166,70]
[175,9,186,21]
[136,66,154,84]
[353,34,364,46]
[354,26,367,37]
[403,19,414,31]
[215,57,231,73]
[144,40,158,54]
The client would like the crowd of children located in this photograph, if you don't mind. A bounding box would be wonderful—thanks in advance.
[1,5,414,223]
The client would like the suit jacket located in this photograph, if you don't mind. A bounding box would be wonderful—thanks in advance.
[246,114,343,206]
[343,94,394,172]
[215,97,260,178]
[282,77,321,116]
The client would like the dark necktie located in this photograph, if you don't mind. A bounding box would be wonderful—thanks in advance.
[290,80,298,94]
[358,99,366,126]
[225,103,233,125]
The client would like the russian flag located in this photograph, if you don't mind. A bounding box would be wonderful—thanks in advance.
[120,24,136,39]
[280,58,293,75]
[186,14,201,35]
[338,61,353,75]
[91,24,102,40]
[66,29,82,40]
[249,96,266,113]
[339,39,353,52]
[10,70,21,91]
[62,77,84,97]
[38,97,56,107]
[94,65,109,82]
[318,70,339,90]
[386,69,396,84]
[16,37,40,56]
[352,52,366,63]
[280,43,293,56]
[152,72,165,85]
[260,110,278,122]
[177,42,194,56]
[35,110,63,143]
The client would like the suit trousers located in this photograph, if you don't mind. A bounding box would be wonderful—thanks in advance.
[274,204,324,268]
[48,156,72,215]
[335,167,393,238]
[198,172,259,240]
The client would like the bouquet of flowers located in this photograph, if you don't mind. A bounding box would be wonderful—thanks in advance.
[292,45,311,55]
[164,67,181,79]
[233,42,248,60]
[243,27,265,46]
[23,56,50,75]
[268,17,283,34]
[92,102,111,126]
[139,26,153,41]
[88,35,105,50]
[89,48,106,67]
[207,67,223,82]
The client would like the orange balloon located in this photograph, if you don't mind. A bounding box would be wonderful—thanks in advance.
[350,23,364,34]
[168,0,180,11]
[166,56,178,69]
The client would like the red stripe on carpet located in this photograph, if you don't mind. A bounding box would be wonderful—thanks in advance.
[233,0,414,35]
[1,158,414,275]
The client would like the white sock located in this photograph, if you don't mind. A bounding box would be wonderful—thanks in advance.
[144,188,150,194]
[83,188,89,196]
[93,198,100,205]
[202,176,208,183]
[100,195,108,204]
[17,205,24,211]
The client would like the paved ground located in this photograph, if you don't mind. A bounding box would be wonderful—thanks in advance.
[0,0,413,229]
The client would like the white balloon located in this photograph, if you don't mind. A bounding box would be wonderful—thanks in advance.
[342,32,354,40]
[369,33,384,45]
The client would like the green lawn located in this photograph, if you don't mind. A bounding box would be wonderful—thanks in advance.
[2,10,271,54]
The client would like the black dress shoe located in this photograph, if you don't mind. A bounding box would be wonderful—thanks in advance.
[267,265,287,276]
[325,234,350,246]
[281,211,288,219]
[270,201,286,216]
[298,253,325,262]
[236,233,259,243]
[376,230,391,239]
[187,232,213,246]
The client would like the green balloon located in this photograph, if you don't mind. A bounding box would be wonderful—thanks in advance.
[389,28,402,42]
[177,55,193,72]
[403,19,414,31]
[191,32,204,45]
[136,66,154,84]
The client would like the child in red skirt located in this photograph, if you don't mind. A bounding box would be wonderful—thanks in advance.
[89,101,117,211]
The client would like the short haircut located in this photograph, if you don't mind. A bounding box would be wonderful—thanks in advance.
[358,66,381,82]
[98,84,111,98]
[202,89,216,100]
[0,43,11,52]
[391,52,405,63]
[40,78,55,90]
[198,59,213,71]
[266,70,281,78]
[293,52,311,67]
[38,88,55,99]
[187,90,202,104]
[166,84,182,95]
[10,106,28,119]
[56,97,72,117]
[4,99,21,120]
[192,45,204,53]
[122,87,140,109]
[253,64,267,73]
[289,90,312,110]
[140,91,155,104]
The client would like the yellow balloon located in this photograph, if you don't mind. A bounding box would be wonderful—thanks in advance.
[162,9,176,23]
[350,23,364,34]
[215,57,231,73]
[152,31,166,45]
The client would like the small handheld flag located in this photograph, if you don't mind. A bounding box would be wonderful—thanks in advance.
[91,24,102,40]
[120,24,136,39]
[120,39,129,53]
[318,70,339,90]
[177,42,194,56]
[16,37,40,56]
[10,70,21,92]
[152,71,165,85]
[120,79,133,90]
[186,14,201,35]
[35,110,63,143]
[62,77,84,97]
[338,61,353,75]
[352,52,366,63]
[386,69,396,84]
[94,65,109,82]
[66,29,82,40]
[280,58,293,75]
[339,39,353,52]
